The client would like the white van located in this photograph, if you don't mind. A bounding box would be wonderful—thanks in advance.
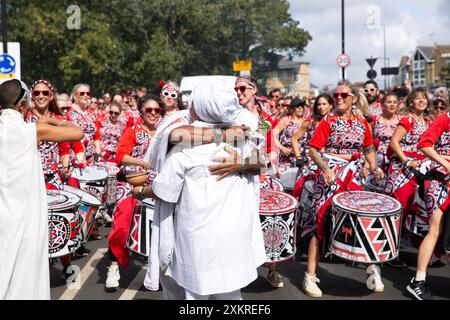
[179,75,237,96]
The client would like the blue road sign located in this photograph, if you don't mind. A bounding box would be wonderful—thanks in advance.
[0,54,16,74]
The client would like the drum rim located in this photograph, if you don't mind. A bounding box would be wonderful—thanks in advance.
[63,185,102,206]
[73,166,109,181]
[259,190,298,214]
[332,191,402,215]
[332,206,401,217]
[47,190,81,209]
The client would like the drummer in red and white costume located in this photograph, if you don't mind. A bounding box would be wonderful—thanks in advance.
[406,111,450,300]
[99,102,127,163]
[304,85,384,298]
[105,95,163,290]
[66,83,102,165]
[25,80,71,190]
[371,92,401,171]
[235,75,282,287]
[118,93,135,128]
[385,88,430,223]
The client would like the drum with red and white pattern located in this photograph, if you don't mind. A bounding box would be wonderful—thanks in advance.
[259,190,298,264]
[72,166,108,203]
[115,183,132,206]
[331,191,402,263]
[259,174,283,192]
[126,198,155,257]
[47,190,82,258]
[64,185,101,243]
[363,174,387,193]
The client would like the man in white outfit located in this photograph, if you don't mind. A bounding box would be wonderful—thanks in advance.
[0,79,83,300]
[135,80,266,299]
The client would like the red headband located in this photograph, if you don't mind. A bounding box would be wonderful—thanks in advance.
[236,77,257,89]
[31,79,55,93]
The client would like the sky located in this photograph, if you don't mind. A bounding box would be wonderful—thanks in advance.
[288,0,450,90]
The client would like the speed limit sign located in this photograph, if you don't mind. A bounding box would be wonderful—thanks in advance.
[336,53,351,68]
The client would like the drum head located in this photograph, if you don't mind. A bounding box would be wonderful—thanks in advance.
[47,190,80,211]
[72,166,108,182]
[259,190,298,215]
[333,191,401,216]
[64,185,102,206]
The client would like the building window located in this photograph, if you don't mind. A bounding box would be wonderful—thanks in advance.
[413,51,426,86]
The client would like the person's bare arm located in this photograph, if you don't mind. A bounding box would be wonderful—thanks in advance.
[420,146,450,174]
[121,155,151,170]
[169,125,249,146]
[292,121,309,157]
[389,125,420,169]
[309,146,335,186]
[132,185,161,202]
[209,146,266,181]
[36,122,84,144]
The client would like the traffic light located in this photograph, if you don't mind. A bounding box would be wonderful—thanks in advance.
[366,57,377,80]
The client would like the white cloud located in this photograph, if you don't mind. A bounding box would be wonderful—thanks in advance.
[288,0,450,90]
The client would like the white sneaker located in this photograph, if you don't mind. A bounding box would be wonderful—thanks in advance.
[366,265,384,293]
[105,265,120,290]
[302,273,322,298]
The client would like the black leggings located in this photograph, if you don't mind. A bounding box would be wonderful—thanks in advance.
[108,247,118,262]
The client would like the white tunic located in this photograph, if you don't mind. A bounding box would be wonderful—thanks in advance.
[153,133,266,296]
[0,109,50,300]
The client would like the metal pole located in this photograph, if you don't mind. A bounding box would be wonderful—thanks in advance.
[383,24,387,90]
[1,0,7,53]
[341,0,345,81]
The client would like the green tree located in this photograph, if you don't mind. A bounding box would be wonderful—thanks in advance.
[8,0,311,94]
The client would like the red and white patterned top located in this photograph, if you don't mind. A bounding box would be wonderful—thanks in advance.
[309,113,373,155]
[418,113,450,156]
[100,119,127,154]
[372,115,400,155]
[66,109,100,159]
[26,111,69,175]
[397,115,430,154]
[118,111,135,128]
[116,124,152,166]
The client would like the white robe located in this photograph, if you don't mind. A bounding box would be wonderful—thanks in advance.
[0,109,50,300]
[152,117,266,296]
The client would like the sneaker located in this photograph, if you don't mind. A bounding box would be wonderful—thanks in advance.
[366,266,384,293]
[73,245,91,258]
[105,265,120,291]
[302,273,322,298]
[266,270,284,288]
[387,257,407,268]
[406,277,433,300]
[429,255,445,268]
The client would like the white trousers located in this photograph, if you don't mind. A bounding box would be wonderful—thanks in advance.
[160,273,242,300]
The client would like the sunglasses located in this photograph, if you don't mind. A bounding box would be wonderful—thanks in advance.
[109,111,120,116]
[162,91,178,99]
[60,106,70,111]
[270,95,280,99]
[436,106,447,111]
[234,86,252,94]
[333,92,353,100]
[98,102,105,106]
[143,108,162,115]
[32,90,50,97]
[78,91,91,97]
[364,88,377,93]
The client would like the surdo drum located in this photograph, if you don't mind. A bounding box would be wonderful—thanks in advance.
[259,190,298,264]
[47,190,82,258]
[64,185,101,243]
[126,198,155,257]
[330,191,402,264]
[72,166,108,203]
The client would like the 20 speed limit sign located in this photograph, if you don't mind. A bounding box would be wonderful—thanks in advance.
[336,53,351,68]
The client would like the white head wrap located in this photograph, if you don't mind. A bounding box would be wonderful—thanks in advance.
[189,79,241,126]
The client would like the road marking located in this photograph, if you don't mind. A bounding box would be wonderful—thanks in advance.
[119,264,148,300]
[59,248,108,300]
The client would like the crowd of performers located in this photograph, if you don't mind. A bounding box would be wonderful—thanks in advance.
[1,75,449,301]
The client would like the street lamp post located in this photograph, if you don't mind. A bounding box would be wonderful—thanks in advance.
[341,0,345,81]
[382,24,387,90]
